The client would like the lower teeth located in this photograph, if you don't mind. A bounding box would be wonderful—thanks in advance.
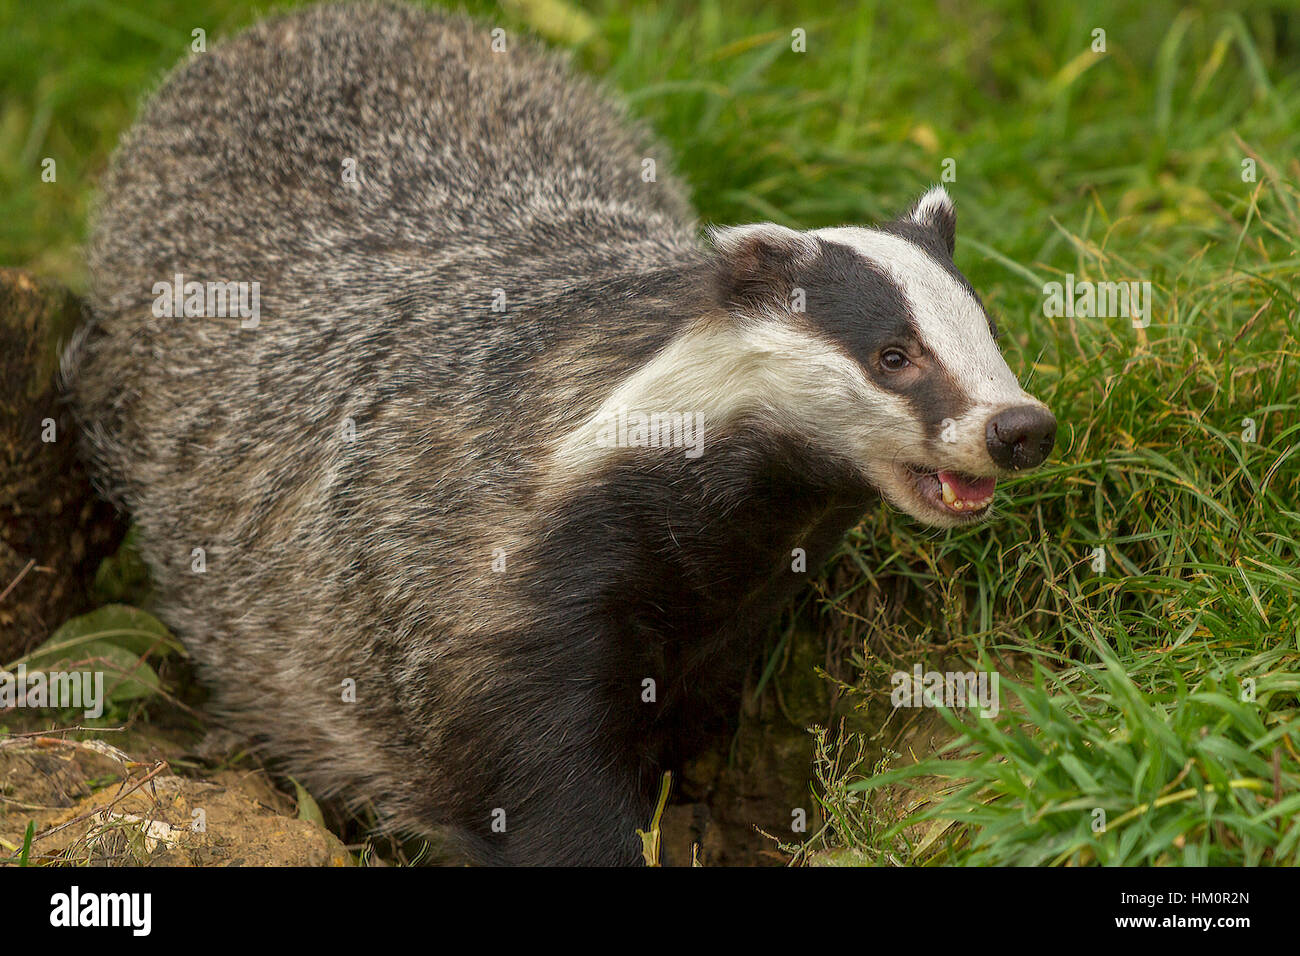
[939,480,989,512]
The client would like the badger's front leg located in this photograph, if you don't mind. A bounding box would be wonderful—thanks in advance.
[485,758,651,867]
[419,638,659,866]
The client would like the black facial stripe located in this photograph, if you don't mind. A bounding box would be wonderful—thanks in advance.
[799,237,972,437]
[904,363,972,440]
[797,240,915,376]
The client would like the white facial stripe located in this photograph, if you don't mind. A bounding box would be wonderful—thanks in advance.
[811,227,1028,408]
[548,317,917,479]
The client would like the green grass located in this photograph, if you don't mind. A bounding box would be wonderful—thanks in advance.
[3,0,1297,865]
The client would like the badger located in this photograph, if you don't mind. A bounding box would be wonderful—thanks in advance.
[63,1,1055,865]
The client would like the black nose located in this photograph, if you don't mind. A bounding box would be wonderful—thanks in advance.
[985,405,1057,470]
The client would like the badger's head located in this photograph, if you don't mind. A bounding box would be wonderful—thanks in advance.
[708,186,1055,527]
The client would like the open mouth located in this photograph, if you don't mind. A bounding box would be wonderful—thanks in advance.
[903,465,997,518]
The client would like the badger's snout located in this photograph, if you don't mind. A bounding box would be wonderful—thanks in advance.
[985,405,1057,471]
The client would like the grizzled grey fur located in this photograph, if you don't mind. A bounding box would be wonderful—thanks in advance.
[68,1,711,865]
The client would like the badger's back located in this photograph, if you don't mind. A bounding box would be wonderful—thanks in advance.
[89,2,690,310]
[68,1,704,858]
[78,0,697,468]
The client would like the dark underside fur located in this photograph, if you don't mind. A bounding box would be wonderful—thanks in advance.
[64,1,881,864]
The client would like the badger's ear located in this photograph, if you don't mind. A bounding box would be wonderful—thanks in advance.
[709,223,815,310]
[904,185,956,257]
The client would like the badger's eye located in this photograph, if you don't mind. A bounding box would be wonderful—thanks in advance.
[880,348,911,371]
